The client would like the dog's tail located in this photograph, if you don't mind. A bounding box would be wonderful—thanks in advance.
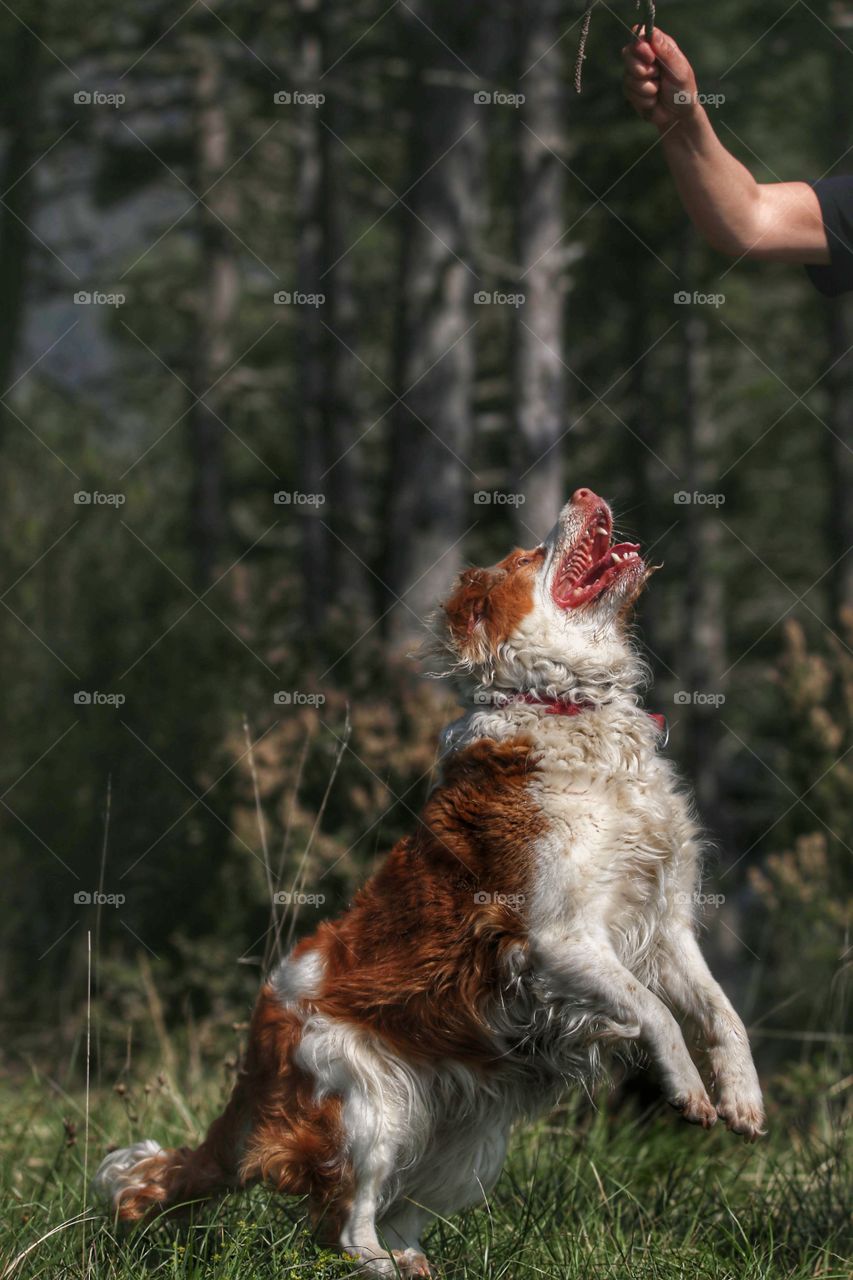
[92,1103,244,1223]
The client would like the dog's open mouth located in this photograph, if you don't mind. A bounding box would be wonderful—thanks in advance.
[552,504,642,609]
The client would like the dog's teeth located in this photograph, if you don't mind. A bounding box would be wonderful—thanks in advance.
[612,552,622,563]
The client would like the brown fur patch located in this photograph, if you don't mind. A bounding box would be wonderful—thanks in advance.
[115,986,353,1225]
[237,988,353,1214]
[114,741,544,1230]
[299,736,544,1064]
[443,546,545,658]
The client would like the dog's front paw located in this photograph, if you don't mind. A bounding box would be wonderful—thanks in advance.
[345,1248,435,1277]
[716,1090,766,1141]
[714,1060,766,1141]
[670,1088,717,1129]
[393,1249,434,1277]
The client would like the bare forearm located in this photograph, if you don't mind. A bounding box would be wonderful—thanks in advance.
[623,27,830,265]
[659,109,762,256]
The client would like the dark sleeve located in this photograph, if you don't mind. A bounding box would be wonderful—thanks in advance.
[805,176,853,298]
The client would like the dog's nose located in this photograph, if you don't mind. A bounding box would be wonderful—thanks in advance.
[572,487,595,505]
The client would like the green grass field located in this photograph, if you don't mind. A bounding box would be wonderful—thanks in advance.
[2,1063,849,1280]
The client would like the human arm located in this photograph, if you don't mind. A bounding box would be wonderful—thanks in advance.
[621,27,830,265]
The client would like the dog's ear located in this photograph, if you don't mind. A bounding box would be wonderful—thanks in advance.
[443,568,496,646]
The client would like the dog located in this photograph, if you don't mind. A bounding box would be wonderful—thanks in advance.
[94,487,765,1277]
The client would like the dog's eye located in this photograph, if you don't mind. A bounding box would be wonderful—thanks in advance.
[516,556,532,567]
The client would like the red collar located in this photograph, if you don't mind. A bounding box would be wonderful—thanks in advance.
[515,692,593,716]
[490,693,669,744]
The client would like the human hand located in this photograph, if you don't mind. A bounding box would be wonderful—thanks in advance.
[622,26,700,129]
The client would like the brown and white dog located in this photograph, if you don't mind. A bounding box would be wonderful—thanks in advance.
[94,488,764,1276]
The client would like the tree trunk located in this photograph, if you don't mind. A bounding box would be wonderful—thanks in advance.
[318,6,369,618]
[623,259,665,668]
[512,0,567,538]
[678,240,726,823]
[0,26,39,416]
[186,35,238,589]
[383,0,492,642]
[292,0,331,629]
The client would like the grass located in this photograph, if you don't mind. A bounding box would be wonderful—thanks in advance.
[1,1061,849,1280]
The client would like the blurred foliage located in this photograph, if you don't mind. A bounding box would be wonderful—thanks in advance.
[746,614,852,1049]
[0,0,849,1081]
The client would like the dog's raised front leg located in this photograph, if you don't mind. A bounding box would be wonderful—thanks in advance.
[658,928,765,1140]
[535,929,717,1127]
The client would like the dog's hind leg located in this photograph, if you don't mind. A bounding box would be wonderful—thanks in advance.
[94,983,283,1223]
[92,1100,244,1222]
